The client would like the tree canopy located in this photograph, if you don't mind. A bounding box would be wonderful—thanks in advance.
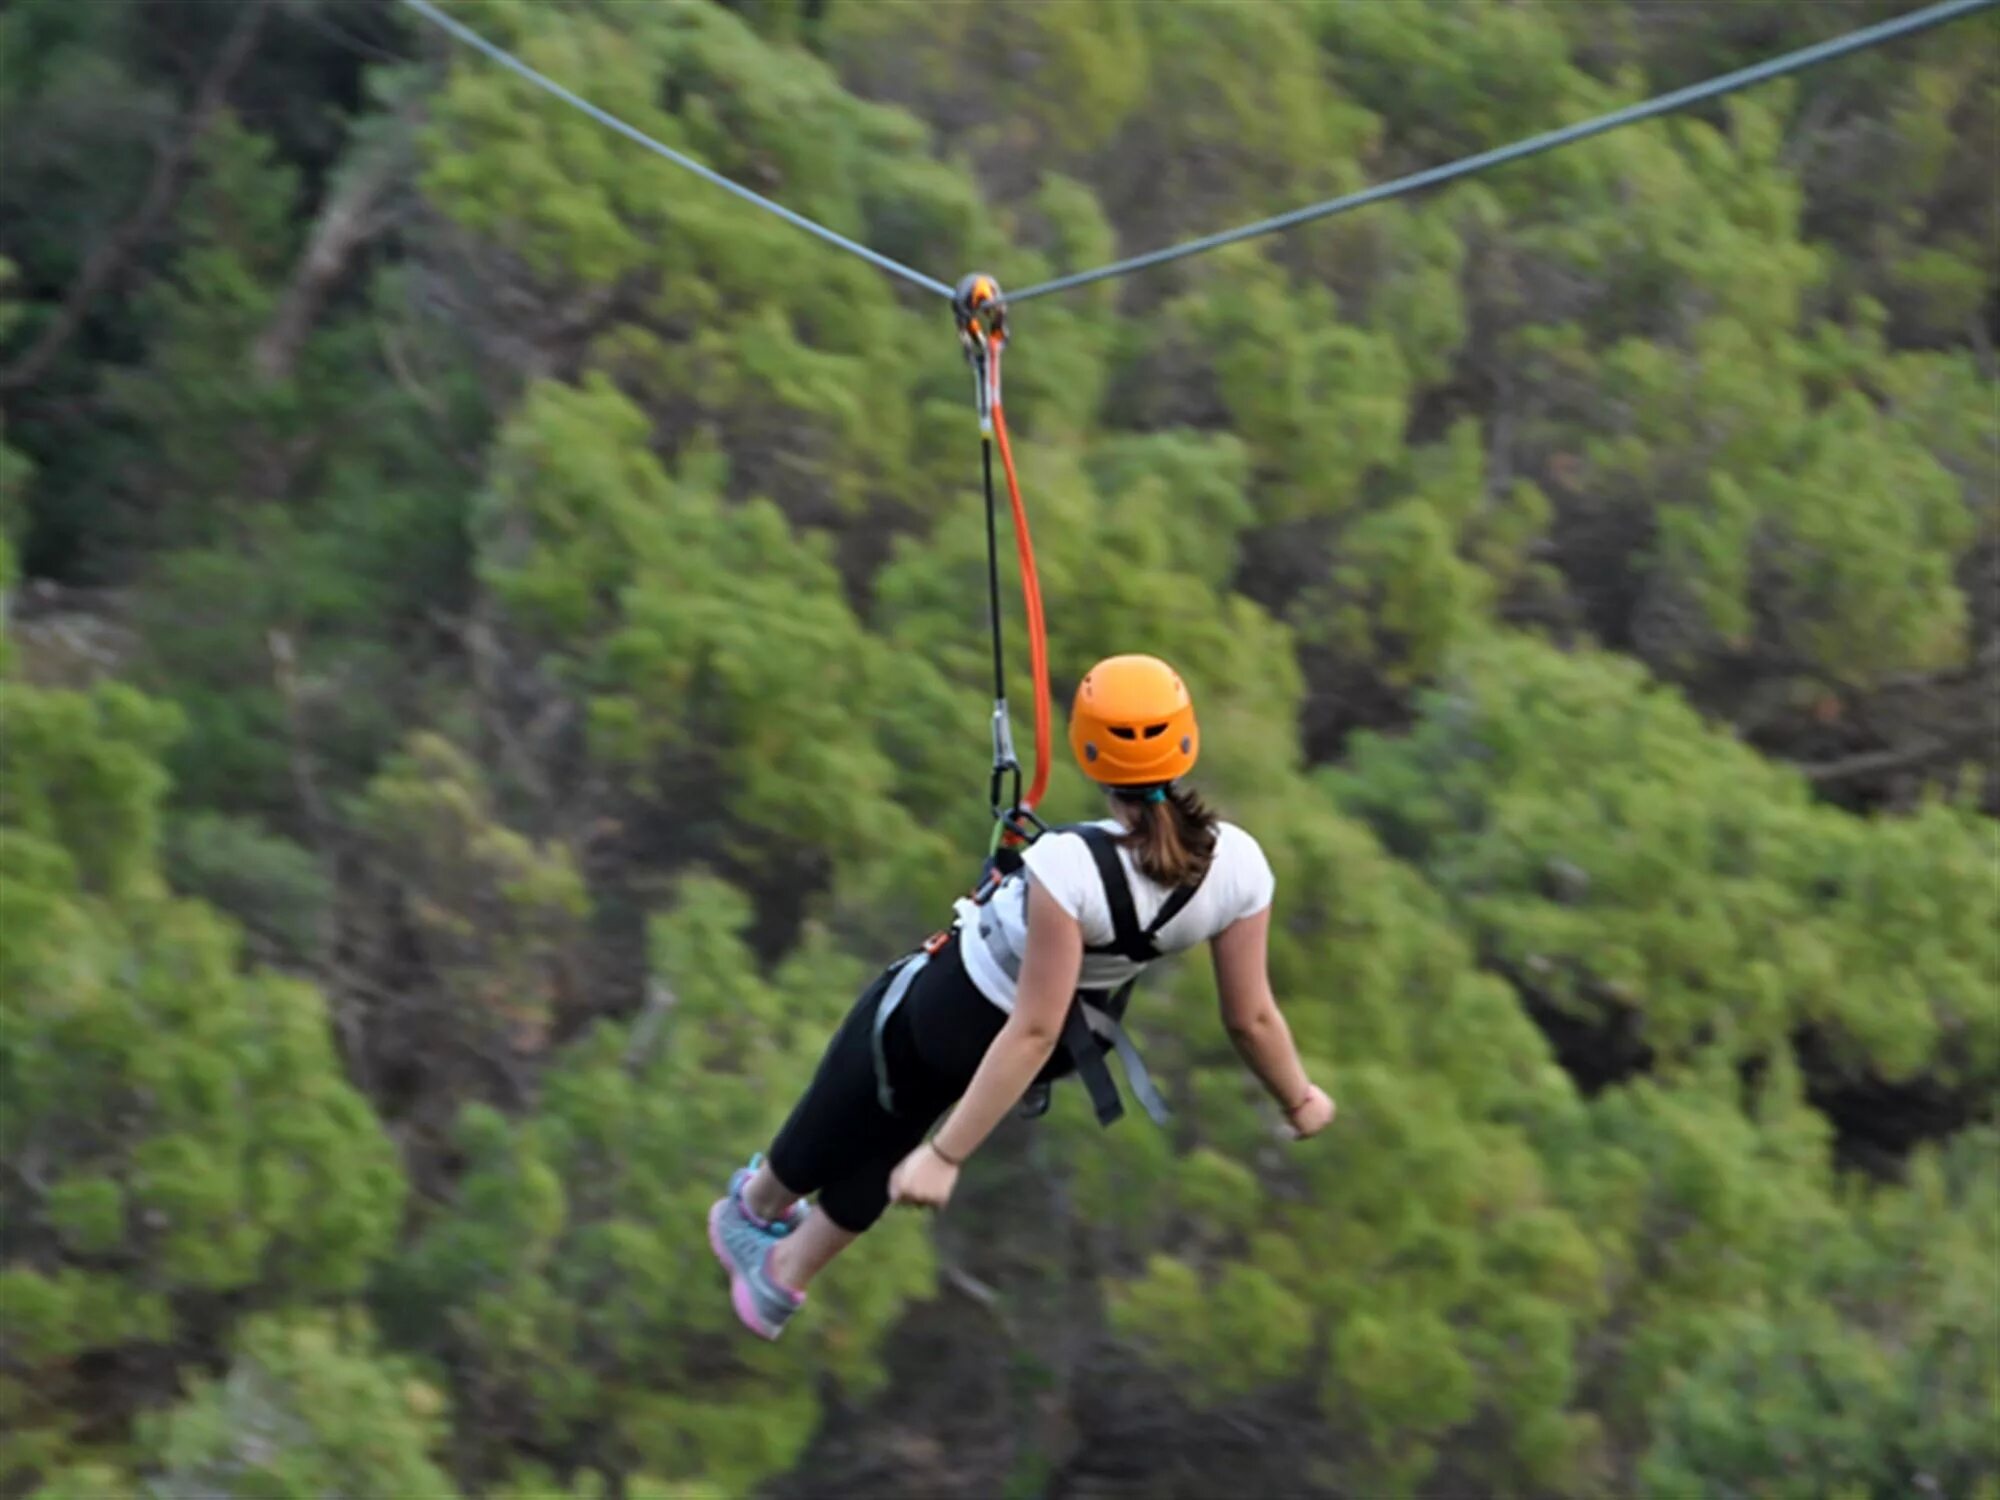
[2,2,1993,1495]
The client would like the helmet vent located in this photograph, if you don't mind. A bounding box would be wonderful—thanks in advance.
[1109,726,1138,740]
[1142,722,1169,739]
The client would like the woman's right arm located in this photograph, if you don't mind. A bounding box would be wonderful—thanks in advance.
[1211,907,1334,1138]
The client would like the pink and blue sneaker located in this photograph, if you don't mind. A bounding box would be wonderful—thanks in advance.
[706,1155,806,1340]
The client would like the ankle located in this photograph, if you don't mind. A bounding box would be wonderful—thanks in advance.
[743,1165,796,1226]
[766,1237,807,1296]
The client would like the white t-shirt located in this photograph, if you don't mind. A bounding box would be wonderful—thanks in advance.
[956,819,1276,1012]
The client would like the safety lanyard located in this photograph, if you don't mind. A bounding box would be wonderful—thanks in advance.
[953,274,1049,844]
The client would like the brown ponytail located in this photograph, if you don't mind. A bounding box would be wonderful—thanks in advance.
[1117,784,1219,888]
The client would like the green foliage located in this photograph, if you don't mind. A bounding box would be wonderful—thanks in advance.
[3,2,1992,1495]
[1640,1132,2000,1499]
[476,375,967,943]
[1119,0,1370,223]
[1311,0,1587,158]
[1309,420,1551,688]
[0,0,171,323]
[29,1464,137,1500]
[163,812,330,967]
[825,2,1150,165]
[357,732,587,1057]
[1589,317,1972,688]
[1071,631,1991,1493]
[493,1465,727,1500]
[1179,262,1415,523]
[1109,1255,1315,1404]
[142,1313,456,1499]
[380,877,934,1491]
[104,116,301,524]
[1331,1308,1479,1483]
[0,411,32,553]
[0,681,177,896]
[1334,634,1997,1085]
[422,0,956,520]
[95,113,482,812]
[0,679,404,1485]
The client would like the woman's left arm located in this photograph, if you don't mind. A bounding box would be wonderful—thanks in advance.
[889,879,1082,1208]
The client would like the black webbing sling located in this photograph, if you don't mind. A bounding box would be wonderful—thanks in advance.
[1035,826,1203,1126]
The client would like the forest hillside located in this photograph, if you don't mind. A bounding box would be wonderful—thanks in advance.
[2,2,1996,1496]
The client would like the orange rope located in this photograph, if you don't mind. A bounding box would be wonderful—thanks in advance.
[989,392,1050,812]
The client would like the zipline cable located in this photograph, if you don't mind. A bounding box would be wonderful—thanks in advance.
[395,0,955,299]
[402,0,1990,305]
[1009,0,1997,304]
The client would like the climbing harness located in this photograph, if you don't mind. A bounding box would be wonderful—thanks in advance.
[1017,824,1201,1127]
[871,822,1199,1129]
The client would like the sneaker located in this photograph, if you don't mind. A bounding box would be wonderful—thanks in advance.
[708,1159,806,1341]
[726,1153,806,1237]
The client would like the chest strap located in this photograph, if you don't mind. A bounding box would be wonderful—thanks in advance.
[1074,825,1201,961]
[1036,828,1204,1127]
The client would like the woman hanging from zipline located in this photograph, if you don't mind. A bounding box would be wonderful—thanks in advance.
[707,653,1336,1340]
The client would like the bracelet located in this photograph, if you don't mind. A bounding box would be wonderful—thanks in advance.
[928,1137,965,1168]
[1283,1088,1315,1117]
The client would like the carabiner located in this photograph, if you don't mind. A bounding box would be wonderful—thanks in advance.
[989,756,1022,825]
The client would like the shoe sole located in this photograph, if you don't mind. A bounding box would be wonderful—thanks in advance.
[708,1198,784,1341]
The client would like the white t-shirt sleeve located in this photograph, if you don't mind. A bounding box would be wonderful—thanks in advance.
[1020,830,1113,943]
[1217,824,1277,925]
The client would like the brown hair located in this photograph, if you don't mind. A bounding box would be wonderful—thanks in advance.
[1116,784,1219,889]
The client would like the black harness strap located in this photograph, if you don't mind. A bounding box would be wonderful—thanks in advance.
[1059,1004,1126,1124]
[1076,825,1200,961]
[1046,825,1205,1126]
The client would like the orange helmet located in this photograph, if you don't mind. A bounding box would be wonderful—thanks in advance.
[1069,655,1199,787]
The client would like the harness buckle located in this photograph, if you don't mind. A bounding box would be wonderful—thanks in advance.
[999,803,1046,845]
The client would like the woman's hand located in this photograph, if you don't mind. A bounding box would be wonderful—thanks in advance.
[889,1141,961,1210]
[1285,1084,1337,1140]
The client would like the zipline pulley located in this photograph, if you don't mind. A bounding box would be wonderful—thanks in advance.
[954,273,1008,434]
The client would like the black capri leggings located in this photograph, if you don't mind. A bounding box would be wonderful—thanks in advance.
[767,933,1006,1233]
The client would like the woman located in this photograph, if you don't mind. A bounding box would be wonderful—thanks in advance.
[708,654,1335,1339]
